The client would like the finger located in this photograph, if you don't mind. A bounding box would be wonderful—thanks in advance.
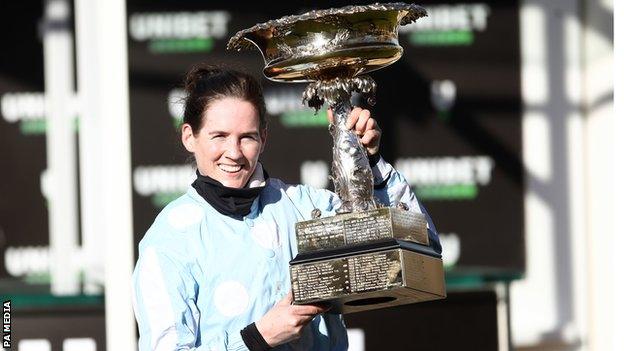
[326,108,334,124]
[355,109,371,135]
[290,304,327,316]
[361,130,381,147]
[290,305,325,316]
[278,291,294,306]
[365,117,376,133]
[315,303,332,313]
[346,107,362,129]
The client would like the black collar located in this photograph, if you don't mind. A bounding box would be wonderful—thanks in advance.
[191,168,267,218]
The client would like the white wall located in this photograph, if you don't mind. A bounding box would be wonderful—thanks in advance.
[583,0,614,350]
[512,0,613,349]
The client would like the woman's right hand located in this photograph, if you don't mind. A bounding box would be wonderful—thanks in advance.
[255,291,329,347]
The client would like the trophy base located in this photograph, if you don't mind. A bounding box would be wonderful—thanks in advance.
[290,247,446,314]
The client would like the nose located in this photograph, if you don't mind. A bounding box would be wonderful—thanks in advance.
[224,137,244,160]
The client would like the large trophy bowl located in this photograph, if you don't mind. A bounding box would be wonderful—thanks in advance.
[229,3,446,314]
[228,3,426,82]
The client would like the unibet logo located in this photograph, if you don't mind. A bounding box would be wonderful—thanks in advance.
[133,165,195,208]
[1,92,44,123]
[168,87,330,129]
[395,156,494,200]
[0,92,78,135]
[4,246,49,281]
[129,11,231,54]
[399,3,491,46]
[265,87,328,128]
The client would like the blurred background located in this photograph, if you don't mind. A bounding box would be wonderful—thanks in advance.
[0,0,618,350]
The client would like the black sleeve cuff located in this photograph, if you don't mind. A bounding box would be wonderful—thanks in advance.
[369,153,390,190]
[374,171,391,190]
[241,322,272,351]
[368,152,381,168]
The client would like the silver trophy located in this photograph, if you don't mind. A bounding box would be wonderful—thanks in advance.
[229,3,446,313]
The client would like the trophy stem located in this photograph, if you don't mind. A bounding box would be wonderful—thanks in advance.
[302,76,378,213]
[330,99,376,213]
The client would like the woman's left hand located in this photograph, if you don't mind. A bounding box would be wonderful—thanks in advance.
[327,107,382,156]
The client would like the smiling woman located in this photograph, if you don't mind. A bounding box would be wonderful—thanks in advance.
[182,67,266,188]
[180,67,270,216]
[181,96,266,189]
[131,64,440,351]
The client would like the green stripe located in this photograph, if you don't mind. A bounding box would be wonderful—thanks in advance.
[20,119,46,135]
[149,38,214,53]
[415,184,478,200]
[23,272,51,285]
[409,30,474,46]
[152,192,185,208]
[19,117,80,135]
[445,269,524,288]
[7,294,104,309]
[172,116,183,129]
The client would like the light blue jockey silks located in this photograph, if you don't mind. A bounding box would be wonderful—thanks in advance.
[132,157,440,351]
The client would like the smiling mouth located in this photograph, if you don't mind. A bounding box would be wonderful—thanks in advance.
[219,164,243,173]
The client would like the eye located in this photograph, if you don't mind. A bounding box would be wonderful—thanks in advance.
[211,134,225,140]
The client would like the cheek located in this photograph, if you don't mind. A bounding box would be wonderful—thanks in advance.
[242,142,262,160]
[196,140,223,161]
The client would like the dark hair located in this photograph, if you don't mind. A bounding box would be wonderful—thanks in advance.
[183,65,267,134]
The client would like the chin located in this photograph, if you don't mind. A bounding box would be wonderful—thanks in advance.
[222,174,250,189]
[204,166,252,188]
[223,180,245,188]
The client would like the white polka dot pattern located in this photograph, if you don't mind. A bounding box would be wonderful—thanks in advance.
[250,221,279,250]
[167,203,204,230]
[213,281,249,317]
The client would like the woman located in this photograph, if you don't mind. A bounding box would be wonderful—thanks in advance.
[132,65,441,351]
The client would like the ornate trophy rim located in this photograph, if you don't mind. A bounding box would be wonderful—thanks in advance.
[227,2,427,51]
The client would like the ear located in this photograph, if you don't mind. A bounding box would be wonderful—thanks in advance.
[181,123,196,153]
[259,127,268,153]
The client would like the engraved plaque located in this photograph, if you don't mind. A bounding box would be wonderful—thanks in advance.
[290,248,446,314]
[296,208,428,254]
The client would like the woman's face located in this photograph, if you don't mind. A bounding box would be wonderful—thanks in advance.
[182,97,266,188]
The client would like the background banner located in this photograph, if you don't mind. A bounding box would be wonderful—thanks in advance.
[127,0,525,273]
[0,0,524,282]
[0,2,51,281]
